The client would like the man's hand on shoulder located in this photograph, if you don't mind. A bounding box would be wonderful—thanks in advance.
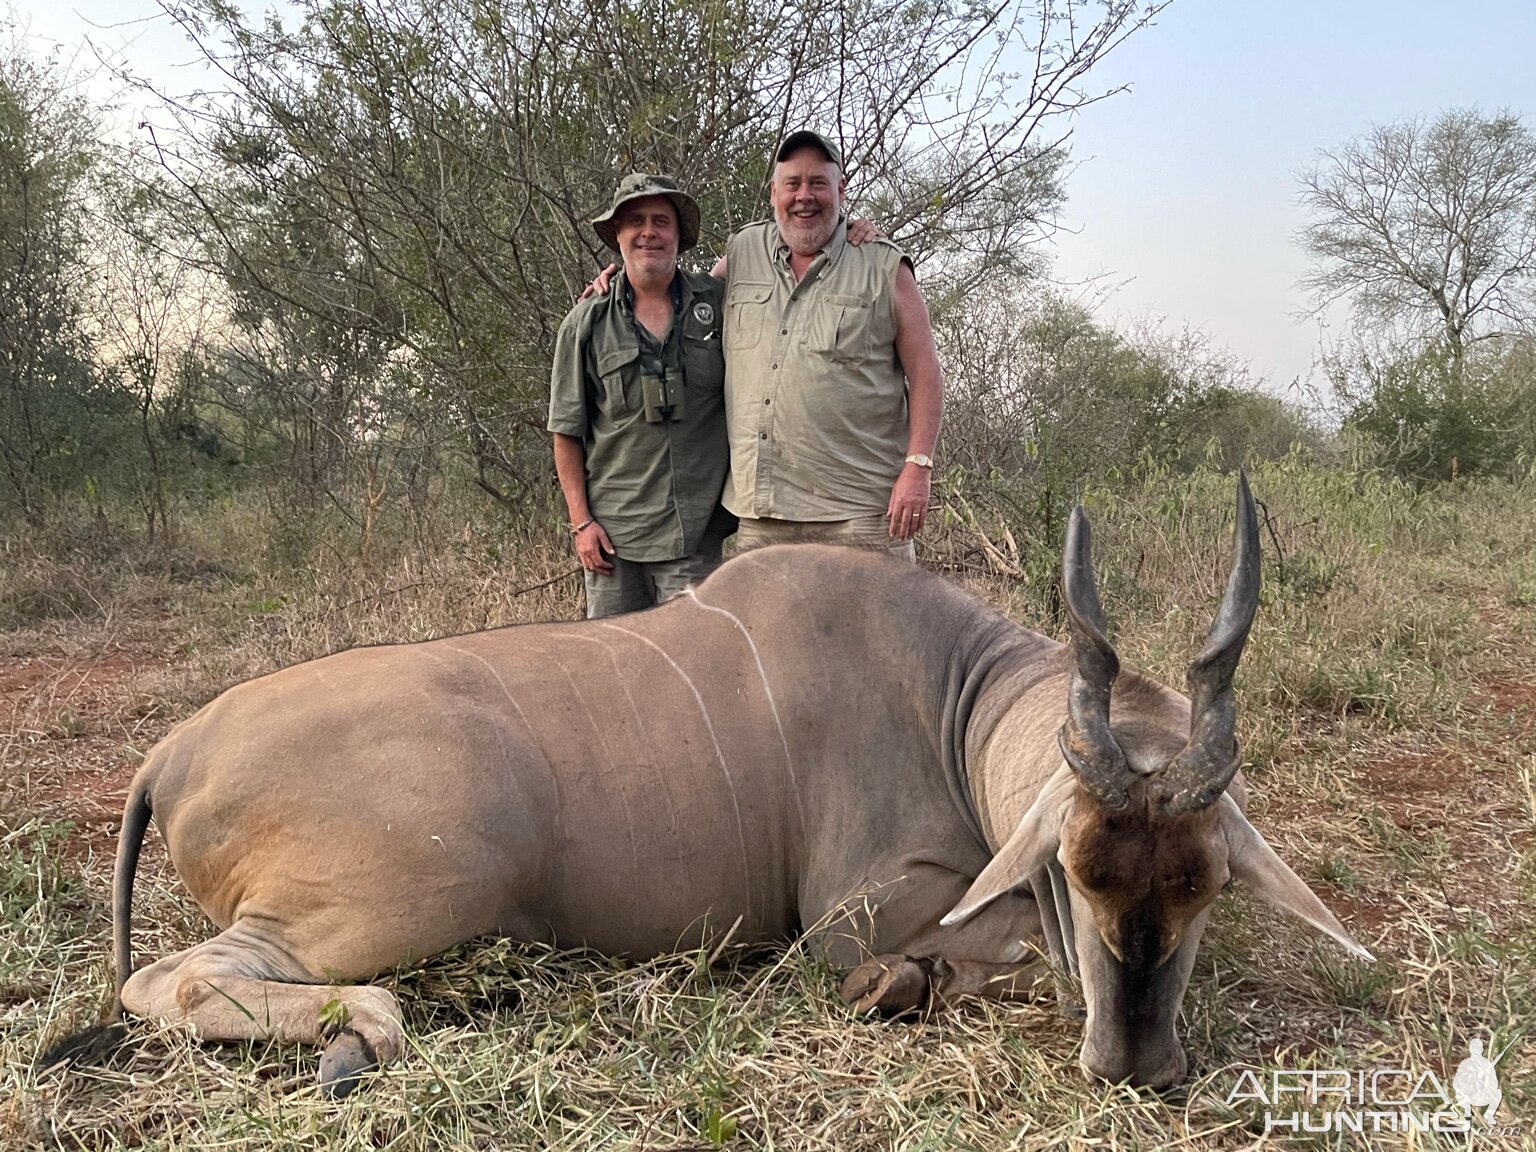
[847,217,887,246]
[580,263,620,301]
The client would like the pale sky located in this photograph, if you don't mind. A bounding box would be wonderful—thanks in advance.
[1047,0,1536,395]
[13,0,1536,396]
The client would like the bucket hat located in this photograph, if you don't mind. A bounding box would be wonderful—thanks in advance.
[591,173,700,252]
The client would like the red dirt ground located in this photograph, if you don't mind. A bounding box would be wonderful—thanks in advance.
[2,639,176,859]
[1485,679,1536,733]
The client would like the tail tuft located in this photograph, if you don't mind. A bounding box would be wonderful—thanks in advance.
[35,1022,128,1071]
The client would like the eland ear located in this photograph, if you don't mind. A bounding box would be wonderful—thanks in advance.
[942,772,1073,927]
[1219,794,1375,961]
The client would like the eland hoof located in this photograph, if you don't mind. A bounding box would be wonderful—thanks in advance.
[317,1027,378,1099]
[840,955,932,1018]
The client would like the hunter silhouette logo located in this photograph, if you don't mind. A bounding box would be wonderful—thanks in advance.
[1453,1038,1506,1124]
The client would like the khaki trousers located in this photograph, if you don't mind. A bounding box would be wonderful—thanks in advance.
[730,513,916,563]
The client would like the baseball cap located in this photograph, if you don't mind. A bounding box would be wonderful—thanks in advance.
[775,129,844,168]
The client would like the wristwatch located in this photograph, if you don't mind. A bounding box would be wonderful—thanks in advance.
[904,454,934,468]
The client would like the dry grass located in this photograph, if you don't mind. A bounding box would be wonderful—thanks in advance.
[3,464,1534,1150]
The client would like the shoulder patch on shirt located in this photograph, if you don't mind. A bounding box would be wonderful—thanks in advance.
[691,300,716,326]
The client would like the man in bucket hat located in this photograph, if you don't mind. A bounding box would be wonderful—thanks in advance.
[548,173,735,617]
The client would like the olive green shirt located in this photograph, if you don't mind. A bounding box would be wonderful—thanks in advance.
[722,218,909,520]
[548,269,729,562]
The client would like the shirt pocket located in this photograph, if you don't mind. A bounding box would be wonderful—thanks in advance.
[595,345,641,415]
[809,291,872,363]
[725,282,773,351]
[682,335,726,400]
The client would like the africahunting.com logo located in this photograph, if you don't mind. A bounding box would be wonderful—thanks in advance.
[1227,1038,1521,1137]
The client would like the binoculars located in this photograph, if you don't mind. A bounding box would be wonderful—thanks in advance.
[641,371,685,423]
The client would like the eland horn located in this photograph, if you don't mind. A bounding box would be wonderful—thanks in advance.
[1057,505,1131,810]
[1160,471,1262,816]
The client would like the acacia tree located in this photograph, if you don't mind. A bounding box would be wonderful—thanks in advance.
[1299,108,1536,375]
[1301,108,1536,479]
[135,0,1167,511]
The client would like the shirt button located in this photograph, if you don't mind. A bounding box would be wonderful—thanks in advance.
[760,432,768,440]
[771,363,778,369]
[764,398,771,405]
[780,328,788,335]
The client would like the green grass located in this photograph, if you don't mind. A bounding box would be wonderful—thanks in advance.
[3,466,1534,1149]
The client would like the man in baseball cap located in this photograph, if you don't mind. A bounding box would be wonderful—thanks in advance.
[548,173,734,616]
[715,128,943,560]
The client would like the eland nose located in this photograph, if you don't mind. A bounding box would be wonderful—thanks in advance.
[1080,1044,1187,1091]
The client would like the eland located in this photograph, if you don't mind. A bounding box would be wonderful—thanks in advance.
[44,474,1369,1094]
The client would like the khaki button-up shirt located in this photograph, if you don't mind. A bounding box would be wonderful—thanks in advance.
[722,219,908,521]
[548,270,729,562]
